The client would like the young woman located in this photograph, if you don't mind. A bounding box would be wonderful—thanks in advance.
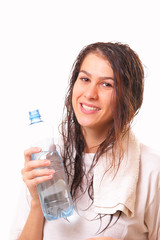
[10,42,160,240]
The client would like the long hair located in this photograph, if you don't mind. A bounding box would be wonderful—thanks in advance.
[60,42,144,229]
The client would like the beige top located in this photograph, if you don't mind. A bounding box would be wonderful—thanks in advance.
[10,139,160,240]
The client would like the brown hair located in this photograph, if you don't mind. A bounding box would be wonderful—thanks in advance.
[60,42,144,230]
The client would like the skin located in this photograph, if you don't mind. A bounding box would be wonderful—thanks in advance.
[86,238,120,240]
[20,53,120,240]
[72,52,115,153]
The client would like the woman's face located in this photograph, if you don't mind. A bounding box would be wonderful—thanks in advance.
[72,52,115,134]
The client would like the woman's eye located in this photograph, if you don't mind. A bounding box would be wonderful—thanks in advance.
[102,82,113,88]
[80,77,89,82]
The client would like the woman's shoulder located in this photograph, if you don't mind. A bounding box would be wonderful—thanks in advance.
[140,143,160,174]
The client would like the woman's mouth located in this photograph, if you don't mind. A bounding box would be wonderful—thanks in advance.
[80,103,100,112]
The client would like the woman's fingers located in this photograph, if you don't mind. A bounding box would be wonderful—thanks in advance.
[86,238,120,240]
[24,147,42,162]
[23,167,55,181]
[22,157,55,185]
[22,147,56,201]
[24,158,50,171]
[25,173,54,188]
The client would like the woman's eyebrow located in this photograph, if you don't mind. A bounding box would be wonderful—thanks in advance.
[79,70,114,81]
[79,70,91,76]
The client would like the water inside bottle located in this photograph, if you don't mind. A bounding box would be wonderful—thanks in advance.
[39,179,74,220]
[44,191,74,220]
[32,151,74,221]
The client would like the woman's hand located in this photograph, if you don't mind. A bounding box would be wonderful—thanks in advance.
[21,147,55,204]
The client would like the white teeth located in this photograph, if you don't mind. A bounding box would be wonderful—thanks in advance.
[82,104,99,111]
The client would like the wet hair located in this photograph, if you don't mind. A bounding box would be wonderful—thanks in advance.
[60,42,144,231]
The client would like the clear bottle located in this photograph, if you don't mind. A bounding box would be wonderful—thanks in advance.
[28,109,74,221]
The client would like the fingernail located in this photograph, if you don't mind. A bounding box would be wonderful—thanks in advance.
[35,147,41,151]
[44,160,50,165]
[48,174,53,179]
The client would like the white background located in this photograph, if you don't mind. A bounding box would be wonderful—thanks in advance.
[0,0,160,239]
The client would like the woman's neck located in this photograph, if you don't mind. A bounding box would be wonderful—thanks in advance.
[82,127,107,153]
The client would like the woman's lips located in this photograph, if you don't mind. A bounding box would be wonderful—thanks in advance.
[80,103,100,113]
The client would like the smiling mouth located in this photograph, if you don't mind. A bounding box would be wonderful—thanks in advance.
[81,104,100,111]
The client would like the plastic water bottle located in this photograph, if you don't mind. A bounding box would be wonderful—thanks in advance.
[28,109,74,221]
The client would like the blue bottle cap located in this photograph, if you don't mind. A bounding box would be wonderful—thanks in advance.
[29,109,42,124]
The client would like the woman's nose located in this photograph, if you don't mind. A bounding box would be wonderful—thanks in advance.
[84,84,98,100]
